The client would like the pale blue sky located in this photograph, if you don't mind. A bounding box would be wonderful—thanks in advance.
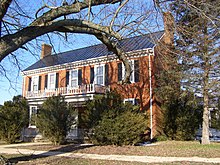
[0,34,101,105]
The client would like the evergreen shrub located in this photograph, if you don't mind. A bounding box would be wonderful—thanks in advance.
[0,96,29,143]
[83,91,147,146]
[36,95,76,145]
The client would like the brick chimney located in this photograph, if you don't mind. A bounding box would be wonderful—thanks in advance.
[163,11,174,46]
[40,43,52,59]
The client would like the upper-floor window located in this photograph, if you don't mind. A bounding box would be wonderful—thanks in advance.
[95,64,105,85]
[118,60,139,83]
[70,69,78,88]
[122,60,135,83]
[31,76,39,92]
[48,73,56,89]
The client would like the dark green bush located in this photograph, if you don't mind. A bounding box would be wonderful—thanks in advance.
[0,96,29,143]
[83,91,147,146]
[92,109,146,145]
[36,95,76,145]
[162,91,202,140]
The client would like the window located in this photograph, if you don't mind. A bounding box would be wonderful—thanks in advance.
[118,60,139,83]
[95,64,105,85]
[122,60,135,83]
[31,76,39,92]
[124,98,139,105]
[48,73,56,89]
[29,106,38,127]
[124,98,135,105]
[70,69,78,88]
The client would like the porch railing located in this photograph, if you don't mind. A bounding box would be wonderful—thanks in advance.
[25,84,106,98]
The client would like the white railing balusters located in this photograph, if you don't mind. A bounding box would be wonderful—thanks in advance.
[25,84,105,98]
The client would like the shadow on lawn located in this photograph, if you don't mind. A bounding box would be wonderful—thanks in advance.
[8,143,94,164]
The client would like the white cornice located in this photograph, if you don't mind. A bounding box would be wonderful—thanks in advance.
[21,48,154,76]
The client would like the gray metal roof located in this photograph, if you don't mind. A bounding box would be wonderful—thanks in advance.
[24,31,164,71]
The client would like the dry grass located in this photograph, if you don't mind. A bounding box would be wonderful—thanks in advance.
[1,154,213,165]
[13,141,220,158]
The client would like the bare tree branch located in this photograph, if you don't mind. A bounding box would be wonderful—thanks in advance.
[0,0,13,21]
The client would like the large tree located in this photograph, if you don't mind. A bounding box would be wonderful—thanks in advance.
[0,0,158,83]
[155,0,220,144]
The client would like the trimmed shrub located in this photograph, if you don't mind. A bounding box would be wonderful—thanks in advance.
[83,91,147,146]
[92,109,146,145]
[0,96,29,143]
[36,95,76,145]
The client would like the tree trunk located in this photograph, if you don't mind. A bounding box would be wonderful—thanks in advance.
[201,25,210,145]
[202,86,210,144]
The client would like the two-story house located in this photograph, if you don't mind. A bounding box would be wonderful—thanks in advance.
[21,13,174,141]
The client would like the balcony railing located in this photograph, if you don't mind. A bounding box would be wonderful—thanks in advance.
[25,84,106,98]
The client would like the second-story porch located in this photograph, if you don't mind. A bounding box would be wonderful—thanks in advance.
[25,84,106,99]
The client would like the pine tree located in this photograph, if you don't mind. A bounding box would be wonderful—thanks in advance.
[170,0,220,144]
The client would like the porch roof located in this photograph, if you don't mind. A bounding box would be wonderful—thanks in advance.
[24,31,164,71]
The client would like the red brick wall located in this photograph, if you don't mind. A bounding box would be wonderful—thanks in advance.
[22,54,162,137]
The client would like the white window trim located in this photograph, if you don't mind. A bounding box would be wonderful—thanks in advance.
[47,72,56,90]
[122,60,135,83]
[94,64,105,85]
[31,75,39,92]
[69,69,79,88]
[29,106,38,128]
[124,98,136,105]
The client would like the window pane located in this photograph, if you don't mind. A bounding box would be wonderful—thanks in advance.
[32,76,38,91]
[70,70,78,87]
[96,65,104,85]
[71,70,77,78]
[97,76,103,85]
[50,74,55,84]
[97,66,103,75]
[71,79,77,87]
[48,74,55,89]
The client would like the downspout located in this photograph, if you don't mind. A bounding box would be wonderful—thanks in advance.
[149,50,153,140]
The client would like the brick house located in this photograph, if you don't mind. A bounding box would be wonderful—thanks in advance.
[21,14,174,140]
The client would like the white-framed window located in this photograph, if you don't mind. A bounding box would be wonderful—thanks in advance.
[122,60,135,83]
[31,76,39,92]
[29,106,38,128]
[124,98,136,105]
[69,69,78,88]
[95,64,105,85]
[48,72,56,89]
